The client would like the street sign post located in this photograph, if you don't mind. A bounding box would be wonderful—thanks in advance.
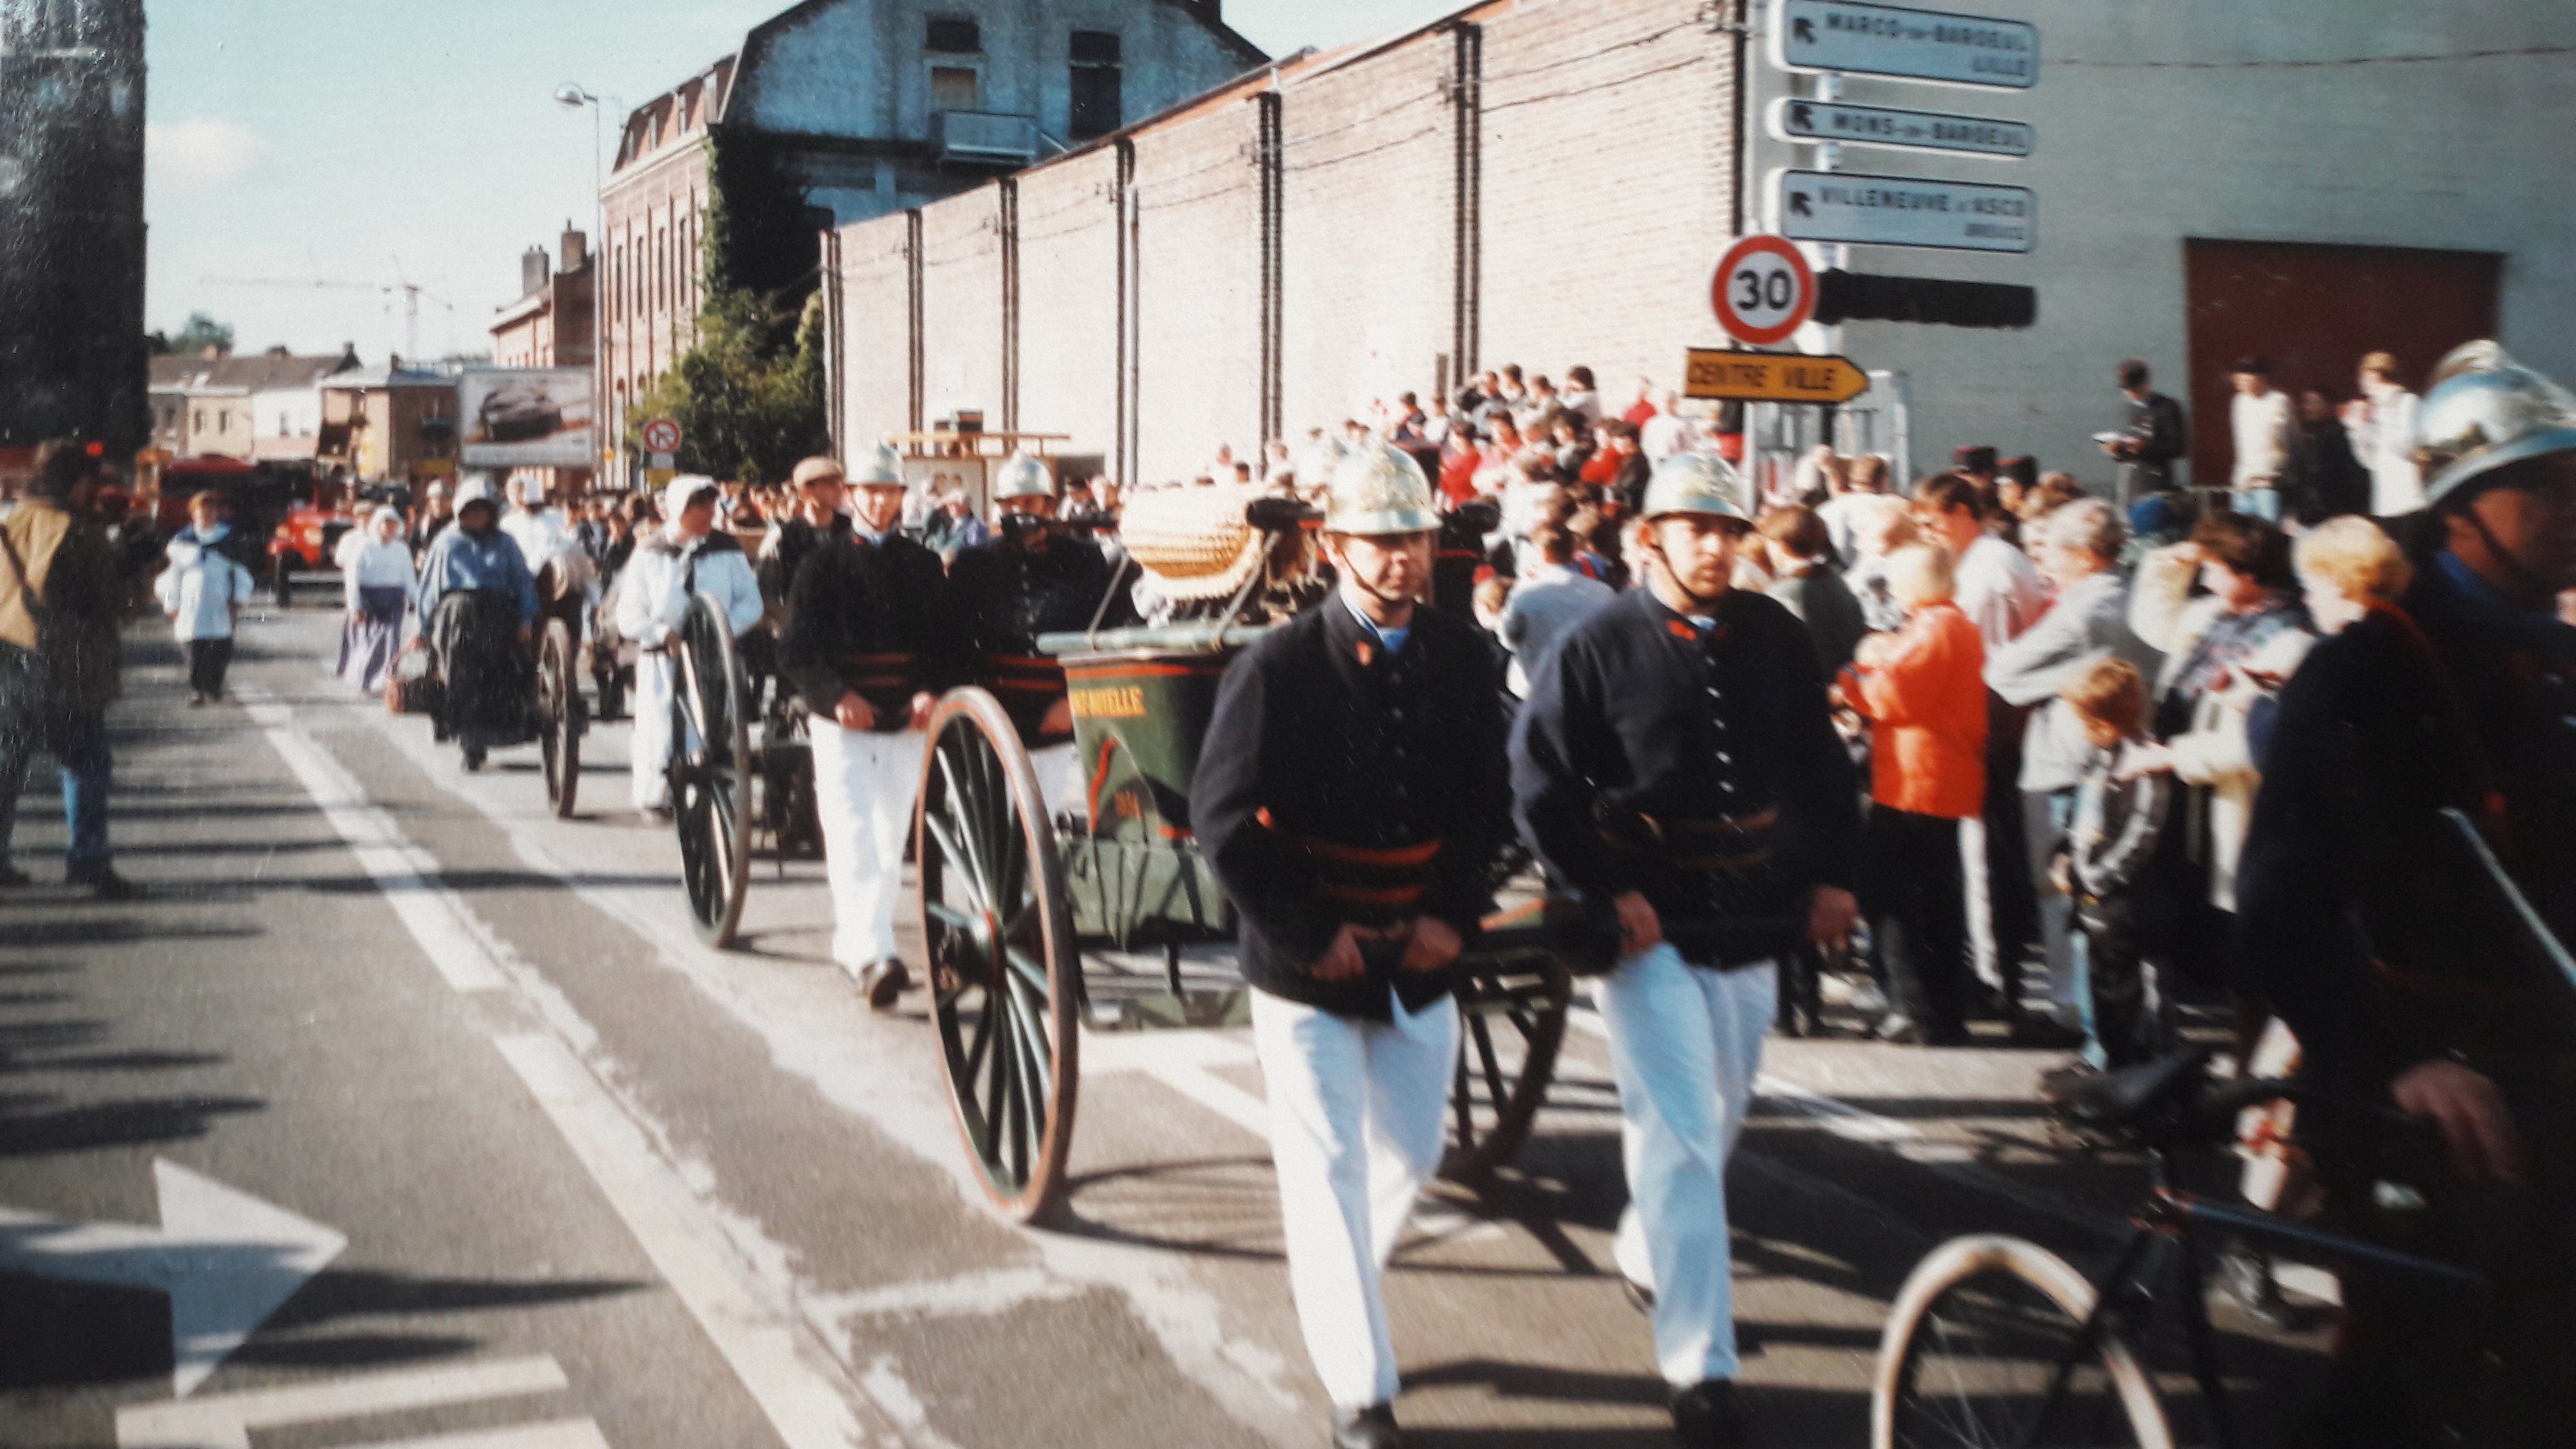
[1710,235,1818,346]
[1684,350,1871,405]
[1768,97,2032,158]
[1772,169,2034,253]
[1772,0,2038,89]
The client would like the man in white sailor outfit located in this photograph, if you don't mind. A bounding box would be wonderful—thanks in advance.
[1511,452,1862,1448]
[779,444,959,1007]
[615,476,765,819]
[1193,444,1511,1449]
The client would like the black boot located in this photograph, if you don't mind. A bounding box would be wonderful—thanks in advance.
[1330,1403,1401,1449]
[1671,1379,1748,1449]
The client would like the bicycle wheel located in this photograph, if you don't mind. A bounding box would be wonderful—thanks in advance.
[1874,1235,2173,1449]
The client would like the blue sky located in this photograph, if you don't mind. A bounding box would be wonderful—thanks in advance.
[144,0,1460,362]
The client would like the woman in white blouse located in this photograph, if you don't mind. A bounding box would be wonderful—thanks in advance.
[339,506,416,694]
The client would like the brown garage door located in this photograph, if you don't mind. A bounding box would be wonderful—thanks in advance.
[2183,239,2500,490]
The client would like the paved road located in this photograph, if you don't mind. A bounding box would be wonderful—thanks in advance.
[0,606,2334,1448]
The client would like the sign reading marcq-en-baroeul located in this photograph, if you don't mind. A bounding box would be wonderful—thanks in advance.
[1772,0,2038,89]
[1767,97,2032,159]
[1772,170,2035,253]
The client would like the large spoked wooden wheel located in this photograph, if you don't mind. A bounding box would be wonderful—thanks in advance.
[537,618,583,819]
[915,688,1082,1225]
[1441,952,1573,1181]
[673,596,753,947]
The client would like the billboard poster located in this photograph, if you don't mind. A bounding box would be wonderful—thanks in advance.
[458,368,594,467]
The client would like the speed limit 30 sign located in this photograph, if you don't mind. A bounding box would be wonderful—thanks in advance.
[1712,235,1817,346]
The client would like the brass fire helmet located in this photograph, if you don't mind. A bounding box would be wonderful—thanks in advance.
[991,450,1055,503]
[1325,442,1442,536]
[1641,450,1752,525]
[2418,340,2576,509]
[849,442,905,489]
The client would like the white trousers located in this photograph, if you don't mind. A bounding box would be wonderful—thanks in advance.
[809,720,927,971]
[1596,945,1777,1387]
[1251,987,1461,1411]
[631,653,676,811]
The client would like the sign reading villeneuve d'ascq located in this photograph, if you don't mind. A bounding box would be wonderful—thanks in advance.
[1771,170,2035,253]
[1772,0,2038,89]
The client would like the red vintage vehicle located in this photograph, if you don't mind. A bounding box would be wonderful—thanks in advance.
[266,497,361,603]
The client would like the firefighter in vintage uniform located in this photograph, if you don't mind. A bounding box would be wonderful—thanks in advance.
[1510,451,1860,1449]
[946,451,1129,819]
[1193,443,1510,1449]
[615,476,765,818]
[781,443,958,1008]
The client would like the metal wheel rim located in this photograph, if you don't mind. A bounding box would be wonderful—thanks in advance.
[1890,1266,2157,1449]
[1440,954,1572,1180]
[918,688,1080,1224]
[539,622,579,817]
[675,598,751,945]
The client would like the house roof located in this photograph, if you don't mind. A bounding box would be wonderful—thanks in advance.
[321,367,452,391]
[149,351,359,397]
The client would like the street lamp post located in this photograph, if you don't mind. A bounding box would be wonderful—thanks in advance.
[555,84,615,489]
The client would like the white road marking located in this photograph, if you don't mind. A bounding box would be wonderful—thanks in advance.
[1,1159,346,1399]
[235,687,902,1449]
[494,1033,876,1449]
[333,1418,612,1449]
[334,696,1314,1446]
[116,1355,566,1449]
[805,1268,1085,1325]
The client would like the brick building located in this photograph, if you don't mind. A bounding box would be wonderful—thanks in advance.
[490,228,598,499]
[600,0,1263,479]
[831,0,1739,485]
[318,365,458,489]
[834,0,2576,499]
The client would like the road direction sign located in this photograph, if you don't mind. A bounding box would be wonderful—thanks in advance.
[1684,350,1873,405]
[1769,97,2033,158]
[1772,168,2034,253]
[1773,0,2039,89]
[1711,235,1817,346]
[640,416,683,455]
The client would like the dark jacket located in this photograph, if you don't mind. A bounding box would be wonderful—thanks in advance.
[780,532,960,730]
[0,497,124,715]
[1192,597,1511,1020]
[947,525,1126,745]
[1513,586,1860,965]
[2236,558,2576,1101]
[756,514,852,605]
[2115,391,2189,498]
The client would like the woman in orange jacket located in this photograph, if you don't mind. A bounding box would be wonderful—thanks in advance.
[1842,543,1989,1044]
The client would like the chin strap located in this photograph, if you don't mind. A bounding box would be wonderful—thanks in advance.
[2461,504,2560,608]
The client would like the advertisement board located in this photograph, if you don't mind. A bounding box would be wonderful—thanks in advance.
[458,368,595,468]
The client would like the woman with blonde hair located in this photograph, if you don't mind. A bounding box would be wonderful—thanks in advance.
[2293,514,2414,635]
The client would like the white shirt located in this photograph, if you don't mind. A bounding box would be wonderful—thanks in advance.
[1952,533,2047,651]
[345,537,416,608]
[615,528,764,648]
[500,505,577,572]
[2345,387,2425,515]
[333,524,372,571]
[156,530,256,642]
[1639,412,1696,460]
[2229,388,2296,488]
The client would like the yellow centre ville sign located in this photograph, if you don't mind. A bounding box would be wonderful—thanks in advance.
[1684,349,1871,404]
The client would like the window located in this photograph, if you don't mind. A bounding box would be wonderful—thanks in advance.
[930,66,979,112]
[926,17,979,54]
[1070,32,1123,139]
[613,245,625,322]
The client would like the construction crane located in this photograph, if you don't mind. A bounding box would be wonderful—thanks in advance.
[198,272,460,361]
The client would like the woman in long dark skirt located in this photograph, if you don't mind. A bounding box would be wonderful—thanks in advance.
[339,507,415,694]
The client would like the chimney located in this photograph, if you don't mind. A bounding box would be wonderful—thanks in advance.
[335,342,360,373]
[521,246,552,299]
[561,223,589,274]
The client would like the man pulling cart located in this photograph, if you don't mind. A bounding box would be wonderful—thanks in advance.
[617,477,765,821]
[1193,443,1512,1449]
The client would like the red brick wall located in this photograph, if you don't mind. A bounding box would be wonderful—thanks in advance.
[1014,148,1125,467]
[837,212,914,452]
[919,187,1007,431]
[1130,99,1266,482]
[1279,36,1456,441]
[829,0,1738,489]
[1475,1,1733,403]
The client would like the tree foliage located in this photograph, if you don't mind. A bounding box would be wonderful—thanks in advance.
[627,286,829,485]
[150,311,235,357]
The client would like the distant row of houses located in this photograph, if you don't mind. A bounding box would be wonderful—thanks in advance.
[147,345,456,488]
